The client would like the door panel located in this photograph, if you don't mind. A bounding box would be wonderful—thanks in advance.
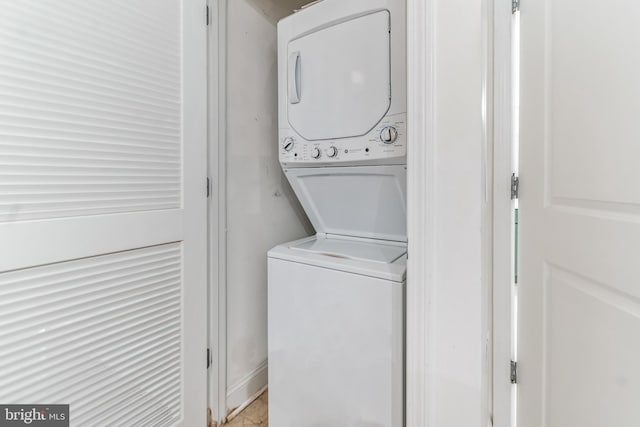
[0,244,184,426]
[0,1,207,426]
[0,0,181,223]
[287,11,391,141]
[543,265,640,426]
[518,1,640,426]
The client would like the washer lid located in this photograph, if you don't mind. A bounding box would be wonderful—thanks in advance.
[284,165,407,242]
[268,235,407,282]
[291,236,406,264]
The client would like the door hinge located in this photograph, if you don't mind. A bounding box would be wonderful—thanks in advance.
[206,4,210,26]
[510,360,518,384]
[206,177,211,198]
[512,0,520,13]
[511,173,519,200]
[207,348,212,369]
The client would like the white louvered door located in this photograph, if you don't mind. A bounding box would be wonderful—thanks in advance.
[0,1,207,426]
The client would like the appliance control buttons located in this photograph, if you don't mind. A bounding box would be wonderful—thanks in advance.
[380,126,398,144]
[326,146,338,158]
[311,147,321,159]
[283,137,295,151]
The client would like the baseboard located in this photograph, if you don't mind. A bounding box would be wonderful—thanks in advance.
[225,359,268,417]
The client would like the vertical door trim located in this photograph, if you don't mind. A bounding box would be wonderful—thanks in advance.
[182,0,210,424]
[405,0,435,426]
[492,0,516,425]
[208,0,228,423]
[482,0,496,425]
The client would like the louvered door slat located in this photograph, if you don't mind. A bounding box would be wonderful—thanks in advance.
[0,0,182,222]
[0,244,183,426]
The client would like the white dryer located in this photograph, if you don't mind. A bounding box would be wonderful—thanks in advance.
[277,0,406,168]
[269,0,406,426]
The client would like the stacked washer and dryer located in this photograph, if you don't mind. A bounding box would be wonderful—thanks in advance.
[268,0,406,426]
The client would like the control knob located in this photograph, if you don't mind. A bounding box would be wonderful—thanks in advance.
[311,147,321,159]
[326,146,338,158]
[380,126,398,144]
[283,137,295,151]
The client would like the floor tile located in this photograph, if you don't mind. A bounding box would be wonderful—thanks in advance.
[224,390,268,426]
[242,398,268,424]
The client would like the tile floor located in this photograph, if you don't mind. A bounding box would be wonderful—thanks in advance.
[224,390,268,426]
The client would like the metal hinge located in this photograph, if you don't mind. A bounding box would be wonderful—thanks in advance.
[206,177,211,198]
[511,173,519,200]
[512,0,520,13]
[510,360,518,384]
[206,4,210,25]
[207,348,212,369]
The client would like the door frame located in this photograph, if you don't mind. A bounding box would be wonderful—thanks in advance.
[208,0,515,424]
[405,0,436,426]
[208,0,228,423]
[406,0,514,426]
[492,0,517,425]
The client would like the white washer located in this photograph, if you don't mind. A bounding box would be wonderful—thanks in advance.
[268,165,407,427]
[270,0,407,425]
[268,236,405,427]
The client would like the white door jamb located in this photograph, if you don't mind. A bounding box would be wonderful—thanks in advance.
[208,0,228,423]
[405,0,436,426]
[492,0,517,425]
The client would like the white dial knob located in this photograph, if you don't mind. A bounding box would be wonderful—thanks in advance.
[380,126,398,144]
[326,146,338,158]
[283,137,295,151]
[311,147,321,159]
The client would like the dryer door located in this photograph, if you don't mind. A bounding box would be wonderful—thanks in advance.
[287,10,391,141]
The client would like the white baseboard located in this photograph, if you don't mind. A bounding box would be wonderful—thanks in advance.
[225,360,268,417]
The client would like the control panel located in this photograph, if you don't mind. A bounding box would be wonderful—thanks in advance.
[279,113,406,166]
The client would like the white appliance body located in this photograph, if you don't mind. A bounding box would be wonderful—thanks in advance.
[278,0,406,168]
[270,1,407,426]
[268,236,405,427]
[277,0,408,243]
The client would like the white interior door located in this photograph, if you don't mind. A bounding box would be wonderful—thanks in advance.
[0,0,207,426]
[518,1,640,426]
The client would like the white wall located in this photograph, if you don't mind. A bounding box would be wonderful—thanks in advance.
[428,0,488,425]
[431,0,483,427]
[245,0,309,24]
[224,0,313,411]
